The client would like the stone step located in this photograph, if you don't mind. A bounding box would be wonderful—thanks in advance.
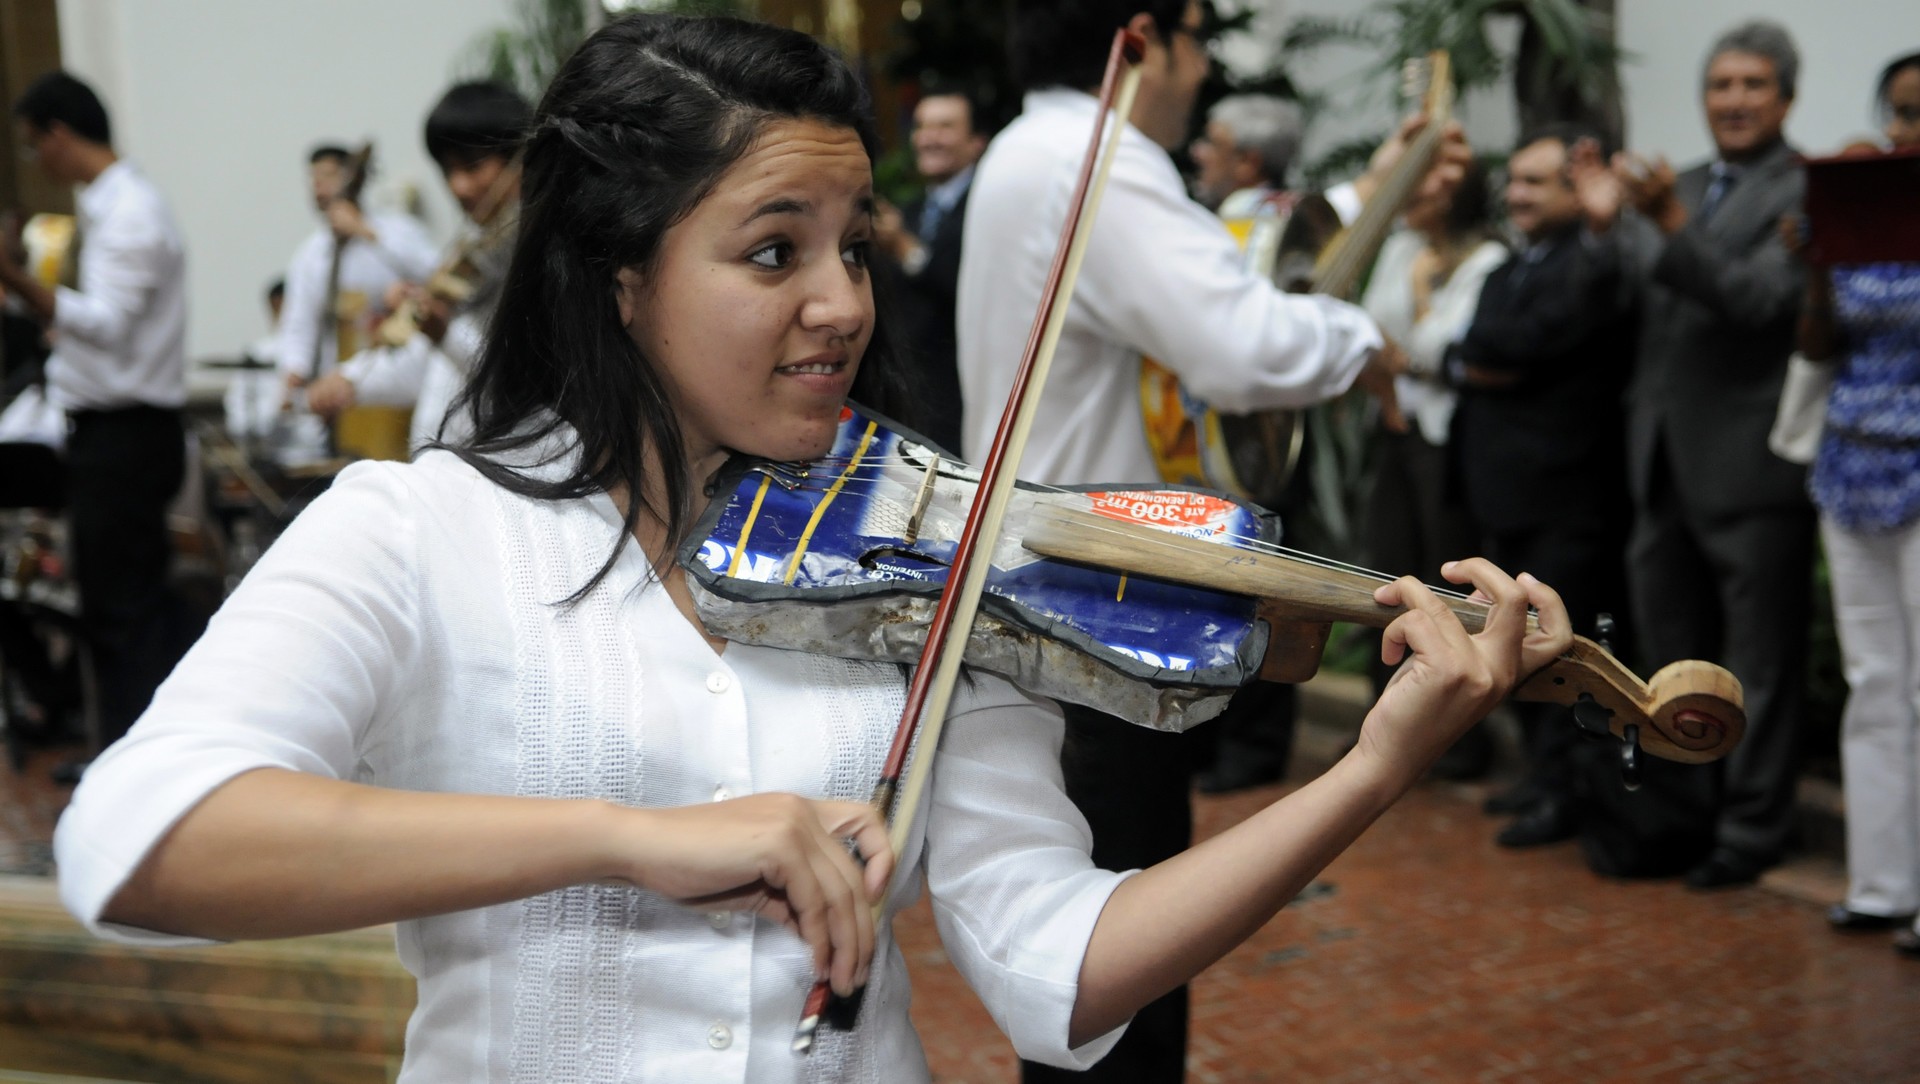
[0,876,409,1084]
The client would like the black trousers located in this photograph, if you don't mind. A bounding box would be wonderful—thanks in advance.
[66,406,186,749]
[1363,428,1479,694]
[1483,522,1629,797]
[1020,703,1200,1084]
[1627,451,1813,862]
[1197,679,1297,782]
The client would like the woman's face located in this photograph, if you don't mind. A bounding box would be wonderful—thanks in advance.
[622,119,875,472]
[1886,64,1920,150]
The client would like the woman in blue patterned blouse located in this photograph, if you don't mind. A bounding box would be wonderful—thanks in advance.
[1798,49,1920,958]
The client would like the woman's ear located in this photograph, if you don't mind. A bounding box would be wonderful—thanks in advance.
[615,267,644,327]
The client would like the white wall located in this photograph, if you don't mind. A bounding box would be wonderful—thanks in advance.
[1616,0,1913,163]
[1238,0,1910,173]
[55,0,517,363]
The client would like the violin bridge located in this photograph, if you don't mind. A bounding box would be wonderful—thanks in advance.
[751,459,810,491]
[904,454,941,545]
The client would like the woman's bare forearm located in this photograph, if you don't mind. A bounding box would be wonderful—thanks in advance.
[103,768,626,940]
[1068,751,1406,1045]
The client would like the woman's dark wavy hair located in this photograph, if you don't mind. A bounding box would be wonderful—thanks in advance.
[450,14,911,601]
[1876,50,1920,118]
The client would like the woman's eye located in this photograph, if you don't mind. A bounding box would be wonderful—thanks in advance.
[749,242,794,270]
[842,239,871,269]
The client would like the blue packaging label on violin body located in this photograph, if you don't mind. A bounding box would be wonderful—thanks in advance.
[679,406,1279,731]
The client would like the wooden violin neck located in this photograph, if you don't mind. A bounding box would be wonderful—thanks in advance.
[1019,504,1480,629]
[1019,503,1745,764]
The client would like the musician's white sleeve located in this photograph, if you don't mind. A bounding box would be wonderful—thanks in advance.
[923,677,1132,1069]
[1075,142,1380,410]
[276,234,329,380]
[368,211,441,282]
[339,335,432,406]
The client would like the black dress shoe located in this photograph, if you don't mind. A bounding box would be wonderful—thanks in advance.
[1684,848,1769,890]
[1894,929,1920,958]
[1483,781,1544,817]
[1826,904,1917,932]
[1496,798,1578,848]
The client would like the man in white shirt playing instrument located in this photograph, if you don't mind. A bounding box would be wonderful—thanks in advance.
[957,3,1462,1080]
[0,71,189,777]
[305,82,528,454]
[278,145,437,387]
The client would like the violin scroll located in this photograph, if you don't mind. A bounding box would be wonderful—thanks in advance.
[1511,644,1745,764]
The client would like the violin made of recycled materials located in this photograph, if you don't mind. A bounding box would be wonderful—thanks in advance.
[678,404,1746,776]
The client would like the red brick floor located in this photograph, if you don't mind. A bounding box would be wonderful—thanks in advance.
[898,742,1920,1084]
[7,731,1917,1082]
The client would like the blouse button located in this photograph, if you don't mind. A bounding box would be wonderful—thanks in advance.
[706,670,732,694]
[713,786,732,802]
[707,1022,733,1050]
[707,911,731,930]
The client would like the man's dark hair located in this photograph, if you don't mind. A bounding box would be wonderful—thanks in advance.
[308,144,352,166]
[918,82,989,138]
[1876,50,1920,116]
[266,278,287,305]
[424,81,534,169]
[11,71,110,145]
[451,14,912,601]
[1010,0,1193,93]
[1515,122,1614,171]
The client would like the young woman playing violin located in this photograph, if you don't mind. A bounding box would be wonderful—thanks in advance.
[54,14,1570,1081]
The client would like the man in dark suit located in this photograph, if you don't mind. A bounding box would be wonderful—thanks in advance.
[1451,125,1634,848]
[1589,20,1812,888]
[877,88,988,451]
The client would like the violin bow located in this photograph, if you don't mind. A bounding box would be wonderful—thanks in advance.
[793,28,1148,1053]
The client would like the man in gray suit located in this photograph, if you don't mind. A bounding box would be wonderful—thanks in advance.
[1586,20,1810,888]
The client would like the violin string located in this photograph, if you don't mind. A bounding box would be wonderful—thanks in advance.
[751,453,1487,599]
[759,463,1488,603]
[737,457,1495,608]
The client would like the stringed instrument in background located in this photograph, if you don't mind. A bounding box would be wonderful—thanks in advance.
[371,160,519,350]
[310,143,415,463]
[17,212,75,289]
[1141,52,1457,508]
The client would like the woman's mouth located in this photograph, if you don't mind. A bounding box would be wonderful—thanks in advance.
[779,360,845,375]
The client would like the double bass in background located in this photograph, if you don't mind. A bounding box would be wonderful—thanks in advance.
[288,142,416,464]
[1141,53,1460,510]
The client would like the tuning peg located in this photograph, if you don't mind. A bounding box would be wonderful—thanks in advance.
[1570,692,1615,739]
[1619,723,1642,792]
[1593,612,1616,655]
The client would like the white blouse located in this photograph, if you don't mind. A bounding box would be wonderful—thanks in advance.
[1359,232,1509,446]
[54,445,1129,1083]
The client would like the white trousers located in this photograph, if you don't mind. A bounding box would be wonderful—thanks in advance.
[1823,514,1920,924]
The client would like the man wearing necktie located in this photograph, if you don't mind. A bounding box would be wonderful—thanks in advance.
[1584,20,1812,889]
[876,88,990,452]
